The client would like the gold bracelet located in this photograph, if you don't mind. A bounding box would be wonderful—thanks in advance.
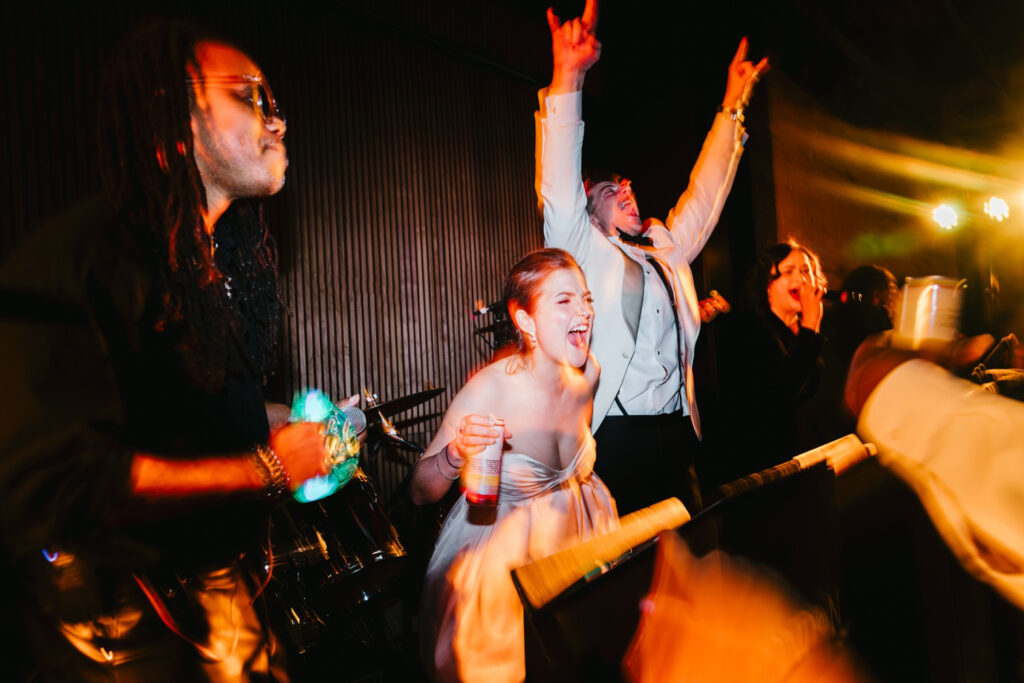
[251,444,291,498]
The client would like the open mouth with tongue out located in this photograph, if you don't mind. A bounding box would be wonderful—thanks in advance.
[568,320,590,352]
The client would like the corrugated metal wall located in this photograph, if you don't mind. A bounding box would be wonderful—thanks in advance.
[1,3,546,500]
[272,11,543,497]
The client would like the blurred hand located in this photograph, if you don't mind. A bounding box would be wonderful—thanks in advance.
[270,421,329,487]
[698,291,731,324]
[265,401,292,434]
[844,331,995,417]
[722,37,769,109]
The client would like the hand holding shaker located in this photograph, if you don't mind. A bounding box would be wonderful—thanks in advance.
[463,417,505,507]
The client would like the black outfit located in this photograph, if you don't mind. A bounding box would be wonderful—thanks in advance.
[801,300,893,447]
[710,308,824,485]
[591,255,704,518]
[0,200,282,680]
[593,412,702,517]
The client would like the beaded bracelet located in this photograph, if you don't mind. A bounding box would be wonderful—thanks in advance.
[251,444,291,499]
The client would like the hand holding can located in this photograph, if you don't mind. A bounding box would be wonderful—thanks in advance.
[460,416,505,507]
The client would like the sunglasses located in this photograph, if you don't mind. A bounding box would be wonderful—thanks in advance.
[187,74,284,125]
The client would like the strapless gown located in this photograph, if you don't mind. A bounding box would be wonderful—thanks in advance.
[420,433,618,682]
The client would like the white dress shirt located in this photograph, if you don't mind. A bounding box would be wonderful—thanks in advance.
[608,242,684,416]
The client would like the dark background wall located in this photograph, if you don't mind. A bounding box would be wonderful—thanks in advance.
[3,0,1022,495]
[0,2,764,488]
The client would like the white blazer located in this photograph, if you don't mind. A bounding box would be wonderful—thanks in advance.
[537,90,745,437]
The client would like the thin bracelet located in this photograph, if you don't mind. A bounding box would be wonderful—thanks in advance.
[443,442,464,472]
[434,443,461,481]
[250,444,290,498]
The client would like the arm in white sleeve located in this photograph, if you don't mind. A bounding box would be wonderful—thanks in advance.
[859,359,1024,606]
[665,113,746,264]
[537,89,595,266]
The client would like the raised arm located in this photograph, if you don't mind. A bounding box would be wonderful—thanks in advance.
[546,0,601,96]
[665,38,769,263]
[538,0,601,261]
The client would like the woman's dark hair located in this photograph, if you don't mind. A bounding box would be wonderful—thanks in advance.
[841,265,897,309]
[500,248,583,357]
[96,21,280,389]
[744,240,826,322]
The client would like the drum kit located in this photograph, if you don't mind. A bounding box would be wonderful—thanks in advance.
[260,386,445,676]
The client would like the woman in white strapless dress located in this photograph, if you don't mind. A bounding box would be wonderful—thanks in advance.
[410,249,619,682]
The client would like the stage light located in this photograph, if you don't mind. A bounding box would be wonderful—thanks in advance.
[984,196,1009,221]
[932,204,958,230]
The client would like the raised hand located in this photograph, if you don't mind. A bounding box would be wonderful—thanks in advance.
[722,37,770,110]
[798,280,825,332]
[548,0,601,94]
[844,332,994,416]
[698,290,731,324]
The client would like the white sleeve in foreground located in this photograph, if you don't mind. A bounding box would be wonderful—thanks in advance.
[859,359,1024,608]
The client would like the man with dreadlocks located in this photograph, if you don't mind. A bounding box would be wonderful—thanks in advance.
[0,23,334,680]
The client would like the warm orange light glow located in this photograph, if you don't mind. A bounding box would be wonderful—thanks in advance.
[624,533,865,682]
[776,119,1024,194]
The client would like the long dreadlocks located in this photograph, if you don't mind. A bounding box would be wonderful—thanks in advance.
[96,21,281,391]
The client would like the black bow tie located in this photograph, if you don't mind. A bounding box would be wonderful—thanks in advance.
[616,230,653,248]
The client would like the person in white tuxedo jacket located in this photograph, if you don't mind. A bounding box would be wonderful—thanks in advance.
[537,0,767,514]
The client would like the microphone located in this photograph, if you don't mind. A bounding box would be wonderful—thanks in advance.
[339,405,367,436]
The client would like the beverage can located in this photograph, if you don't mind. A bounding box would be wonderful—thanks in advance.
[893,276,965,351]
[463,418,504,507]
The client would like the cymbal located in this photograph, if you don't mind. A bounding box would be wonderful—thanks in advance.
[368,387,445,418]
[378,434,425,454]
[393,411,444,430]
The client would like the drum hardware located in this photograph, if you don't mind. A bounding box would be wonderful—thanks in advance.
[472,296,516,357]
[363,386,446,420]
[377,412,424,454]
[273,468,405,599]
[262,386,447,677]
[361,386,444,470]
[473,321,509,335]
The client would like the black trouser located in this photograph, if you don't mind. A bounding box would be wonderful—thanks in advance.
[593,412,703,517]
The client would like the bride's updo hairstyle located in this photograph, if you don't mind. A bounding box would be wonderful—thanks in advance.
[502,248,582,357]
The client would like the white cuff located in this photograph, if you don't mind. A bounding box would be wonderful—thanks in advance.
[544,90,582,124]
